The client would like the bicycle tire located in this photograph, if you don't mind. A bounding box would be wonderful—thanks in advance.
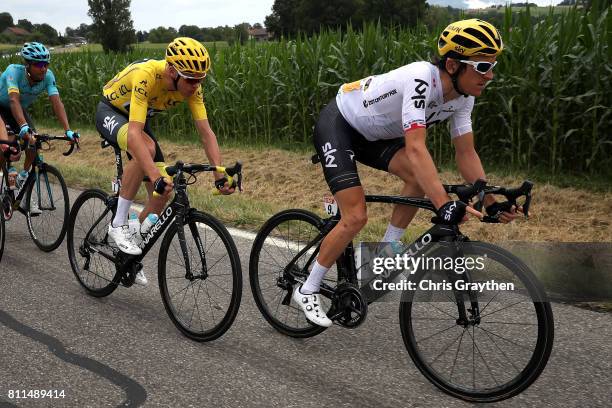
[25,164,69,252]
[67,189,120,297]
[399,242,554,402]
[158,210,242,342]
[249,209,338,338]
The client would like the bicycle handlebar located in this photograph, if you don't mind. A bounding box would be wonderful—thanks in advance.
[156,160,243,196]
[35,133,81,156]
[443,179,533,223]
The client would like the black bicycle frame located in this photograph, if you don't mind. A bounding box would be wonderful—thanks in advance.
[282,194,476,319]
[83,146,206,280]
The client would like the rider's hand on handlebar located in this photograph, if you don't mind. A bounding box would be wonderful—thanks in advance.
[486,201,522,224]
[65,129,79,142]
[153,176,174,197]
[214,177,236,195]
[19,124,31,139]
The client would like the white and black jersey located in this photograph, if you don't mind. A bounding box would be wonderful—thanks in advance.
[336,61,474,141]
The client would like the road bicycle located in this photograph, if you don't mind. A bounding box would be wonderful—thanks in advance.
[0,130,77,252]
[249,174,554,402]
[66,140,243,342]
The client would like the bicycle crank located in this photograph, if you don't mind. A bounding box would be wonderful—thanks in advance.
[329,282,368,328]
[2,194,13,221]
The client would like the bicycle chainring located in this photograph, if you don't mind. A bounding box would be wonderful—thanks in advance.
[330,282,368,328]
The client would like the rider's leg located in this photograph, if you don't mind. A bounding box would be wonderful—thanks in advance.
[19,111,36,172]
[0,126,14,172]
[138,140,169,222]
[383,148,425,242]
[302,186,367,294]
[23,148,36,172]
[112,127,156,227]
[139,182,167,221]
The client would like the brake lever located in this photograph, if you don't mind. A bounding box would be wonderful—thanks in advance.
[62,138,80,156]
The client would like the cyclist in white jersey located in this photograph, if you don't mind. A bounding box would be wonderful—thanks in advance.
[295,19,521,327]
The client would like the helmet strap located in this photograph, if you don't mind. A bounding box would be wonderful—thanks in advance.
[25,63,36,83]
[167,64,180,90]
[451,69,468,98]
[442,57,468,98]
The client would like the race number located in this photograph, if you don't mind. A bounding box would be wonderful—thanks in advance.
[323,194,338,216]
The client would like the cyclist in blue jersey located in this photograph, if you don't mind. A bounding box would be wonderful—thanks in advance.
[0,42,78,212]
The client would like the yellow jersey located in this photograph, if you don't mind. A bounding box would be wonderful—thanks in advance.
[102,59,207,124]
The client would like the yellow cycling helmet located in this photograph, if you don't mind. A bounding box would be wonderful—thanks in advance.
[165,37,211,79]
[438,19,503,58]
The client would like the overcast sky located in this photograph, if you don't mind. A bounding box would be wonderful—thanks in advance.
[3,0,558,35]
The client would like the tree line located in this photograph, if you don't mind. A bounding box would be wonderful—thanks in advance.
[264,0,428,38]
[2,0,590,53]
[0,12,65,45]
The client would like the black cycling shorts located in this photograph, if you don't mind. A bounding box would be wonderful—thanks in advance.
[313,99,405,194]
[0,105,35,135]
[94,100,164,163]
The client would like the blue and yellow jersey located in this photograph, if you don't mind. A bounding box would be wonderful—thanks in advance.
[0,64,59,108]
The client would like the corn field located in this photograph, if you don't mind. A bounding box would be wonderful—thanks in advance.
[1,2,609,175]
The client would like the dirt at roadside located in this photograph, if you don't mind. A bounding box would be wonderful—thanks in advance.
[42,129,612,243]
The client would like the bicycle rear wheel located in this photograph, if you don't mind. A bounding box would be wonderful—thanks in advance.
[399,242,554,402]
[249,209,338,338]
[67,189,120,297]
[25,164,69,252]
[158,210,242,342]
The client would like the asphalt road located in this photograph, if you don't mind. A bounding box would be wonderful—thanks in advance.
[0,189,610,408]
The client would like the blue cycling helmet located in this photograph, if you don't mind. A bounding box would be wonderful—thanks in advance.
[21,42,51,63]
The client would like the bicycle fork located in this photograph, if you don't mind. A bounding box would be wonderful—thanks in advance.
[178,208,208,281]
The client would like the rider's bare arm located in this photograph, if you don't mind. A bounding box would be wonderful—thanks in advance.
[8,92,28,128]
[194,119,227,184]
[404,127,450,209]
[48,94,70,131]
[452,132,494,206]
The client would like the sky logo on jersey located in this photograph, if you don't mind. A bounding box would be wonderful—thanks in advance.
[412,79,428,109]
[362,89,397,108]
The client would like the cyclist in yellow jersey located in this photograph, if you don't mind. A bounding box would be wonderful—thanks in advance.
[95,37,234,284]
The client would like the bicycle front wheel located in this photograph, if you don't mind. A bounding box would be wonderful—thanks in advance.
[25,164,69,252]
[399,242,554,402]
[158,210,242,342]
[249,209,338,338]
[67,189,120,297]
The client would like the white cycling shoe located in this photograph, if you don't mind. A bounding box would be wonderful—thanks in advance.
[134,270,148,286]
[20,199,42,215]
[108,224,142,255]
[293,285,332,327]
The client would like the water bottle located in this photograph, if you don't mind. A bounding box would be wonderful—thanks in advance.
[128,213,140,233]
[140,213,159,237]
[355,242,371,285]
[15,169,28,192]
[7,167,17,190]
